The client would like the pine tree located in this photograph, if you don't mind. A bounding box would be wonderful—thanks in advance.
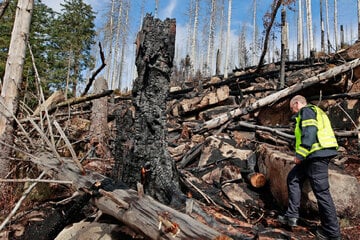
[53,0,96,97]
[0,1,57,108]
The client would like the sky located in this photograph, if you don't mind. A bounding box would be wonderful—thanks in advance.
[41,0,358,90]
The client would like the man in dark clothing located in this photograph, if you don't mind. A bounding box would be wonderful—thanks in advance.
[278,95,341,240]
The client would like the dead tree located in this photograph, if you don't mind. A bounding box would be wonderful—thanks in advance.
[256,0,282,72]
[0,0,34,179]
[88,77,110,158]
[115,14,185,206]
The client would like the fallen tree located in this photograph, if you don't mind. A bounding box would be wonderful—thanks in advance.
[194,58,360,133]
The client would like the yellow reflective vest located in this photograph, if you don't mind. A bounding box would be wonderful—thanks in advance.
[294,105,338,158]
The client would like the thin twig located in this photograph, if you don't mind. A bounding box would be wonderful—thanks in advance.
[336,103,357,128]
[182,175,218,207]
[53,120,85,174]
[0,178,72,184]
[0,100,35,149]
[0,139,38,160]
[82,42,106,96]
[28,118,63,164]
[230,202,248,222]
[27,41,56,147]
[0,171,47,232]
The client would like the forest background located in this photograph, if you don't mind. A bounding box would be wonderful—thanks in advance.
[1,0,358,108]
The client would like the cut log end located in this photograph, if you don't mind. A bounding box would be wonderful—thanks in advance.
[248,172,266,188]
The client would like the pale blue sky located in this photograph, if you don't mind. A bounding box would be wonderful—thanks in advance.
[42,0,358,47]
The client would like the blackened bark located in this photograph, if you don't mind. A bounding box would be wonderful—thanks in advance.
[115,14,185,206]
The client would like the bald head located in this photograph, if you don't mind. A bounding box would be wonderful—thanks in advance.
[290,95,307,113]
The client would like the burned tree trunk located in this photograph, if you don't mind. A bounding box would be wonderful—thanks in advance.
[115,14,184,206]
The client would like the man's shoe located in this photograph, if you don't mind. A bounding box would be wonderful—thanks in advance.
[277,215,298,227]
[316,228,341,240]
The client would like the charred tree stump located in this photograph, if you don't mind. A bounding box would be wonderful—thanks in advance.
[115,14,184,206]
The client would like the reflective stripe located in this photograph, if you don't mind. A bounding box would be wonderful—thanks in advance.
[294,105,338,158]
[302,119,317,127]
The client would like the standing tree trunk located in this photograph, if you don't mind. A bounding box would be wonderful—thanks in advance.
[358,0,360,41]
[191,0,199,78]
[320,0,325,52]
[297,0,304,60]
[89,77,110,159]
[105,0,115,89]
[334,0,338,51]
[217,0,225,75]
[112,0,124,90]
[256,0,282,72]
[0,0,34,179]
[325,0,331,53]
[280,8,287,89]
[117,1,130,90]
[252,0,257,66]
[206,0,216,76]
[305,0,314,55]
[118,14,184,206]
[224,0,232,79]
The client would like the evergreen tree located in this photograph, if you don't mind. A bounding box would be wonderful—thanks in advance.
[0,1,56,108]
[24,0,57,108]
[52,0,96,97]
[0,0,16,79]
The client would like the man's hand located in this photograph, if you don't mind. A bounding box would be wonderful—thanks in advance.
[294,157,302,165]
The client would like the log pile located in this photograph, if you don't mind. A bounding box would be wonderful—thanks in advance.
[1,26,360,240]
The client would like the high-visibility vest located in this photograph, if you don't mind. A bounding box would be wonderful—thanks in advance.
[294,105,338,158]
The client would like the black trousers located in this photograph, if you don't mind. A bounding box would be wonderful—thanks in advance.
[285,157,341,237]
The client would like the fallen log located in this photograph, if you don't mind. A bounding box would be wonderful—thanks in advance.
[48,90,113,114]
[94,188,231,240]
[31,153,232,239]
[193,58,360,133]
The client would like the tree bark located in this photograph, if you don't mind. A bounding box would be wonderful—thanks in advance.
[89,77,110,158]
[306,0,314,53]
[117,14,184,206]
[298,0,304,60]
[0,0,34,179]
[224,0,232,79]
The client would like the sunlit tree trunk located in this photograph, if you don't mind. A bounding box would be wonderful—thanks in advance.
[112,0,123,90]
[297,0,304,60]
[224,0,232,79]
[217,0,225,75]
[320,0,325,52]
[325,0,330,53]
[340,25,344,48]
[280,8,286,89]
[206,0,216,76]
[334,0,338,51]
[238,24,247,69]
[106,0,115,89]
[118,1,130,90]
[0,0,34,179]
[358,0,360,41]
[186,0,194,57]
[305,0,314,55]
[155,0,159,18]
[191,0,199,77]
[252,0,257,66]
